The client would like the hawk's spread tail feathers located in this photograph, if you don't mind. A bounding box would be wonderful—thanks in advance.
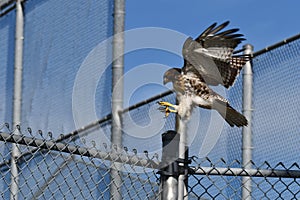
[213,99,248,127]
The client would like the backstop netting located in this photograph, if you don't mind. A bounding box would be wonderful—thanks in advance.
[0,0,113,199]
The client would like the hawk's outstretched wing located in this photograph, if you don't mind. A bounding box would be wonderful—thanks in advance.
[182,21,250,88]
[159,21,249,126]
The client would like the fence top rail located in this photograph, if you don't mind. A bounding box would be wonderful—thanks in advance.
[2,130,300,179]
[252,33,300,57]
[191,166,300,178]
[0,132,160,169]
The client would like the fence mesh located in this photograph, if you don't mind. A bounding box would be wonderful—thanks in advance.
[188,157,300,200]
[1,121,300,199]
[0,123,162,199]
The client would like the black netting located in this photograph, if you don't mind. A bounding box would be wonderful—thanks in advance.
[252,39,300,166]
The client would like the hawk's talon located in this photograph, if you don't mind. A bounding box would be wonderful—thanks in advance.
[157,101,178,118]
[158,106,171,118]
[157,101,176,108]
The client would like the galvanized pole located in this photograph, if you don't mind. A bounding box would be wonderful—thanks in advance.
[10,0,24,199]
[177,118,188,200]
[242,44,254,200]
[110,0,125,199]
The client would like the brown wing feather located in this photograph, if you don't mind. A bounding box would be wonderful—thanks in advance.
[182,21,250,88]
[211,54,251,88]
[195,21,245,50]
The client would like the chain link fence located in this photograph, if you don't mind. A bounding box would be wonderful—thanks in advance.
[0,123,162,199]
[188,157,300,199]
[1,0,300,199]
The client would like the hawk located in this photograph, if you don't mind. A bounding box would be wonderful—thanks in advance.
[158,21,250,127]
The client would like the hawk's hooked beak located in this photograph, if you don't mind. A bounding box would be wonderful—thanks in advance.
[163,77,170,85]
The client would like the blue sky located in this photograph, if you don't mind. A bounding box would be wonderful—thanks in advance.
[123,0,300,104]
[126,1,299,51]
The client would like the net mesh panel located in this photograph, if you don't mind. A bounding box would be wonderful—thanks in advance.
[21,0,113,134]
[0,7,15,200]
[252,39,300,166]
[0,7,14,125]
[0,0,114,199]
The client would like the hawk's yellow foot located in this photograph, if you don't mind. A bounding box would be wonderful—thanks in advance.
[157,101,178,117]
[157,101,176,109]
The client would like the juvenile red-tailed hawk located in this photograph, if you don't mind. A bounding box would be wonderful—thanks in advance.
[158,21,250,127]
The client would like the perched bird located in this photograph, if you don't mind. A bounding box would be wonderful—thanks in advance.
[158,21,250,127]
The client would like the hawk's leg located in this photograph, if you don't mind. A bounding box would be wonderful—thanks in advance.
[157,101,178,117]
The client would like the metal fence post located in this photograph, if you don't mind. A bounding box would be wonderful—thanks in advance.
[159,131,180,200]
[176,118,189,200]
[10,1,24,199]
[110,0,125,199]
[242,44,254,200]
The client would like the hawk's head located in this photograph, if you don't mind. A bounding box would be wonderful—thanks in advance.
[163,68,181,85]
